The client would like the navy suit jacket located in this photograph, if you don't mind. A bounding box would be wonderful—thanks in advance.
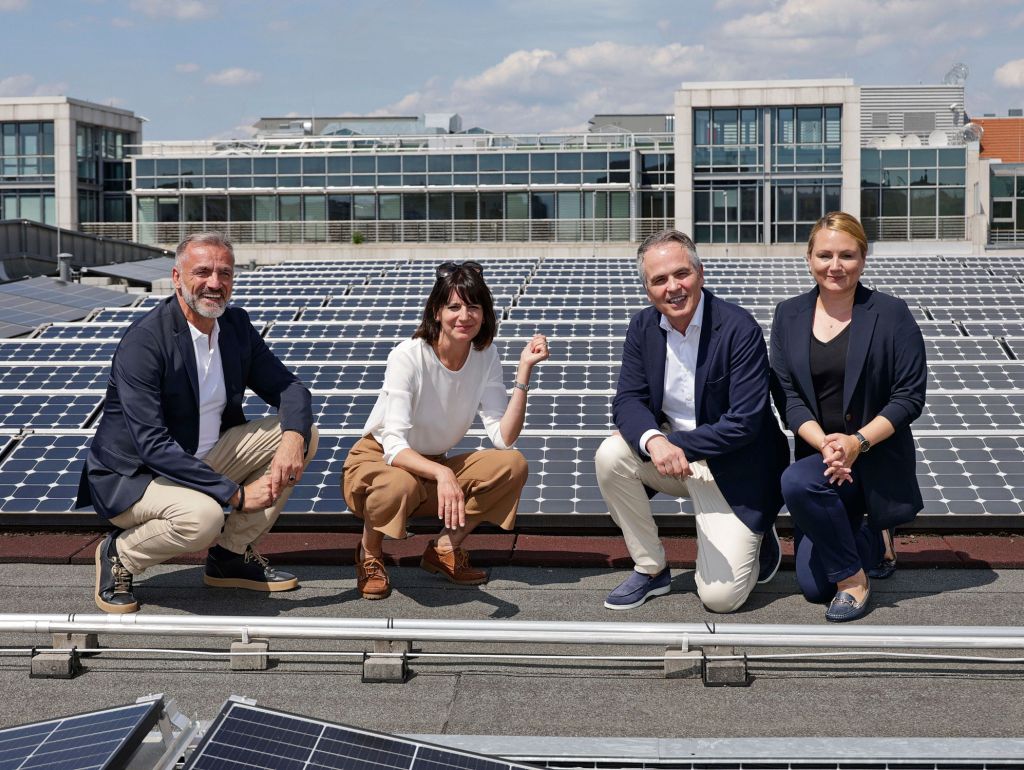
[769,283,926,528]
[613,290,789,533]
[76,296,313,519]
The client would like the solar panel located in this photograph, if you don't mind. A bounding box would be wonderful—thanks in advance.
[924,338,1009,361]
[918,394,1024,430]
[84,257,176,284]
[1002,337,1024,359]
[931,306,1024,322]
[0,340,119,363]
[36,323,129,341]
[0,433,92,513]
[244,393,379,429]
[0,365,108,390]
[927,362,1024,391]
[0,276,136,311]
[270,339,405,363]
[0,320,35,339]
[963,322,1024,337]
[266,321,419,340]
[301,307,423,323]
[0,393,103,429]
[506,307,637,322]
[0,697,161,770]
[183,699,543,770]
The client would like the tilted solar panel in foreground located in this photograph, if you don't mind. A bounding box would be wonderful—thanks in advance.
[0,697,161,770]
[184,699,542,770]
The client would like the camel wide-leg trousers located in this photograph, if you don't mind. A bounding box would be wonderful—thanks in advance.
[109,417,319,575]
[342,435,528,539]
[595,434,762,613]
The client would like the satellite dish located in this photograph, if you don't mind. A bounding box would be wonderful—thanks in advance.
[928,130,949,146]
[903,134,922,147]
[881,133,902,148]
[944,62,969,85]
[962,122,983,143]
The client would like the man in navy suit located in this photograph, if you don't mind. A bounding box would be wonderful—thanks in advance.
[595,230,788,611]
[77,232,318,613]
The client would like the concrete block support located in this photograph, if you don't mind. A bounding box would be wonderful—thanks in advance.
[30,649,81,679]
[52,632,98,657]
[230,638,270,671]
[702,645,749,687]
[362,640,410,683]
[664,645,702,679]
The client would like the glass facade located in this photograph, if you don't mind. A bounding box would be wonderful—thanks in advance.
[76,124,133,225]
[133,144,673,244]
[692,106,842,243]
[861,147,966,240]
[1,121,56,225]
[990,169,1024,243]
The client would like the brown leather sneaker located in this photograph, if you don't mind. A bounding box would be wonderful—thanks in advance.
[356,543,391,599]
[420,540,488,585]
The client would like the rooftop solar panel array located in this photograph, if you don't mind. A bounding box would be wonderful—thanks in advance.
[184,699,543,770]
[0,697,161,770]
[0,253,1022,530]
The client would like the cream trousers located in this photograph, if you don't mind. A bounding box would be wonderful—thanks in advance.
[109,417,319,574]
[595,433,762,613]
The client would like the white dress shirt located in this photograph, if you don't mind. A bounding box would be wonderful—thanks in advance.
[188,320,227,459]
[364,338,511,465]
[639,291,705,456]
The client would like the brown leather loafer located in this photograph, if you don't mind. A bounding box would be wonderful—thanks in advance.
[356,543,391,600]
[420,540,488,585]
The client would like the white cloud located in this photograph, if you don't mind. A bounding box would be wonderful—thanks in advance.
[0,0,27,10]
[0,74,68,97]
[385,41,705,132]
[994,58,1024,89]
[175,62,200,73]
[205,67,261,86]
[130,0,214,21]
[718,0,978,56]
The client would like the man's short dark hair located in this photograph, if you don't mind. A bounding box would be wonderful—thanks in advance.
[413,265,497,351]
[636,229,701,285]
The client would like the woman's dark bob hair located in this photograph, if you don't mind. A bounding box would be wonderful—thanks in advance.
[413,264,497,351]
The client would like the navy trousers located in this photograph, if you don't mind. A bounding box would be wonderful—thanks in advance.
[781,454,883,603]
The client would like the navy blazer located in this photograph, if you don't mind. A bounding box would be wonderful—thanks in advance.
[76,296,313,519]
[613,290,789,533]
[769,283,927,528]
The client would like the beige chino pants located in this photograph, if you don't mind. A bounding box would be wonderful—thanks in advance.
[110,416,319,575]
[595,434,762,613]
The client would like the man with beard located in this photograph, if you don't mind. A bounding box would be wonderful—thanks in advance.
[77,232,318,613]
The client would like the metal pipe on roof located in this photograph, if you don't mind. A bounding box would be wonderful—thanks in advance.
[2,614,1024,650]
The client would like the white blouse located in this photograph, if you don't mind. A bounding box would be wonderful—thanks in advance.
[364,338,511,464]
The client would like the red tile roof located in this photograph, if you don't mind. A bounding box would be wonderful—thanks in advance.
[975,117,1024,162]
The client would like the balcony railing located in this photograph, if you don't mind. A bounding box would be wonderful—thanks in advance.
[989,228,1024,245]
[862,216,967,241]
[83,218,673,246]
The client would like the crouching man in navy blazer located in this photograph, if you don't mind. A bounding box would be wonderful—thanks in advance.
[596,230,789,612]
[77,232,318,613]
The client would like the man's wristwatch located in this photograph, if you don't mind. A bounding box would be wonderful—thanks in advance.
[853,431,871,453]
[234,486,246,512]
[513,382,529,394]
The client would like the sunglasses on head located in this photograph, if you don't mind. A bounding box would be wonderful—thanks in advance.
[436,260,484,279]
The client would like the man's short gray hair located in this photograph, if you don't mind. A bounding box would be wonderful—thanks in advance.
[174,232,235,269]
[636,229,700,286]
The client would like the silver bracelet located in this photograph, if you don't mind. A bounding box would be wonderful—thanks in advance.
[512,382,529,394]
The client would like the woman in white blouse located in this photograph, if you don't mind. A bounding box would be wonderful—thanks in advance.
[342,261,549,599]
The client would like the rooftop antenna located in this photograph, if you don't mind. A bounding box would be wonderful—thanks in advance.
[943,62,969,86]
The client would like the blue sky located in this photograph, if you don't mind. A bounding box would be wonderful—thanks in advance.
[3,0,1024,141]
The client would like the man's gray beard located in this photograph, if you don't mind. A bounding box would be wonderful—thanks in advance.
[182,284,227,319]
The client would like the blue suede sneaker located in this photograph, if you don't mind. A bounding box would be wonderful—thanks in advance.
[757,525,781,584]
[603,568,671,610]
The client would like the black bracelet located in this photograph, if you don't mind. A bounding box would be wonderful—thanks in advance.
[234,486,245,512]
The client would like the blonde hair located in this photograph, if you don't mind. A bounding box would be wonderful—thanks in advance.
[807,212,868,258]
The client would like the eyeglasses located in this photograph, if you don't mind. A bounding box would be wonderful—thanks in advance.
[436,261,484,279]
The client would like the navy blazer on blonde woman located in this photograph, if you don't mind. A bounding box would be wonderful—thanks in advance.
[770,282,927,529]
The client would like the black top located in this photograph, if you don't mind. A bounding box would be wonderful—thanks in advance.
[810,323,850,434]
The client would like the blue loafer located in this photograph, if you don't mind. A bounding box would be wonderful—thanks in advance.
[825,581,871,622]
[604,568,671,610]
[757,525,782,584]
